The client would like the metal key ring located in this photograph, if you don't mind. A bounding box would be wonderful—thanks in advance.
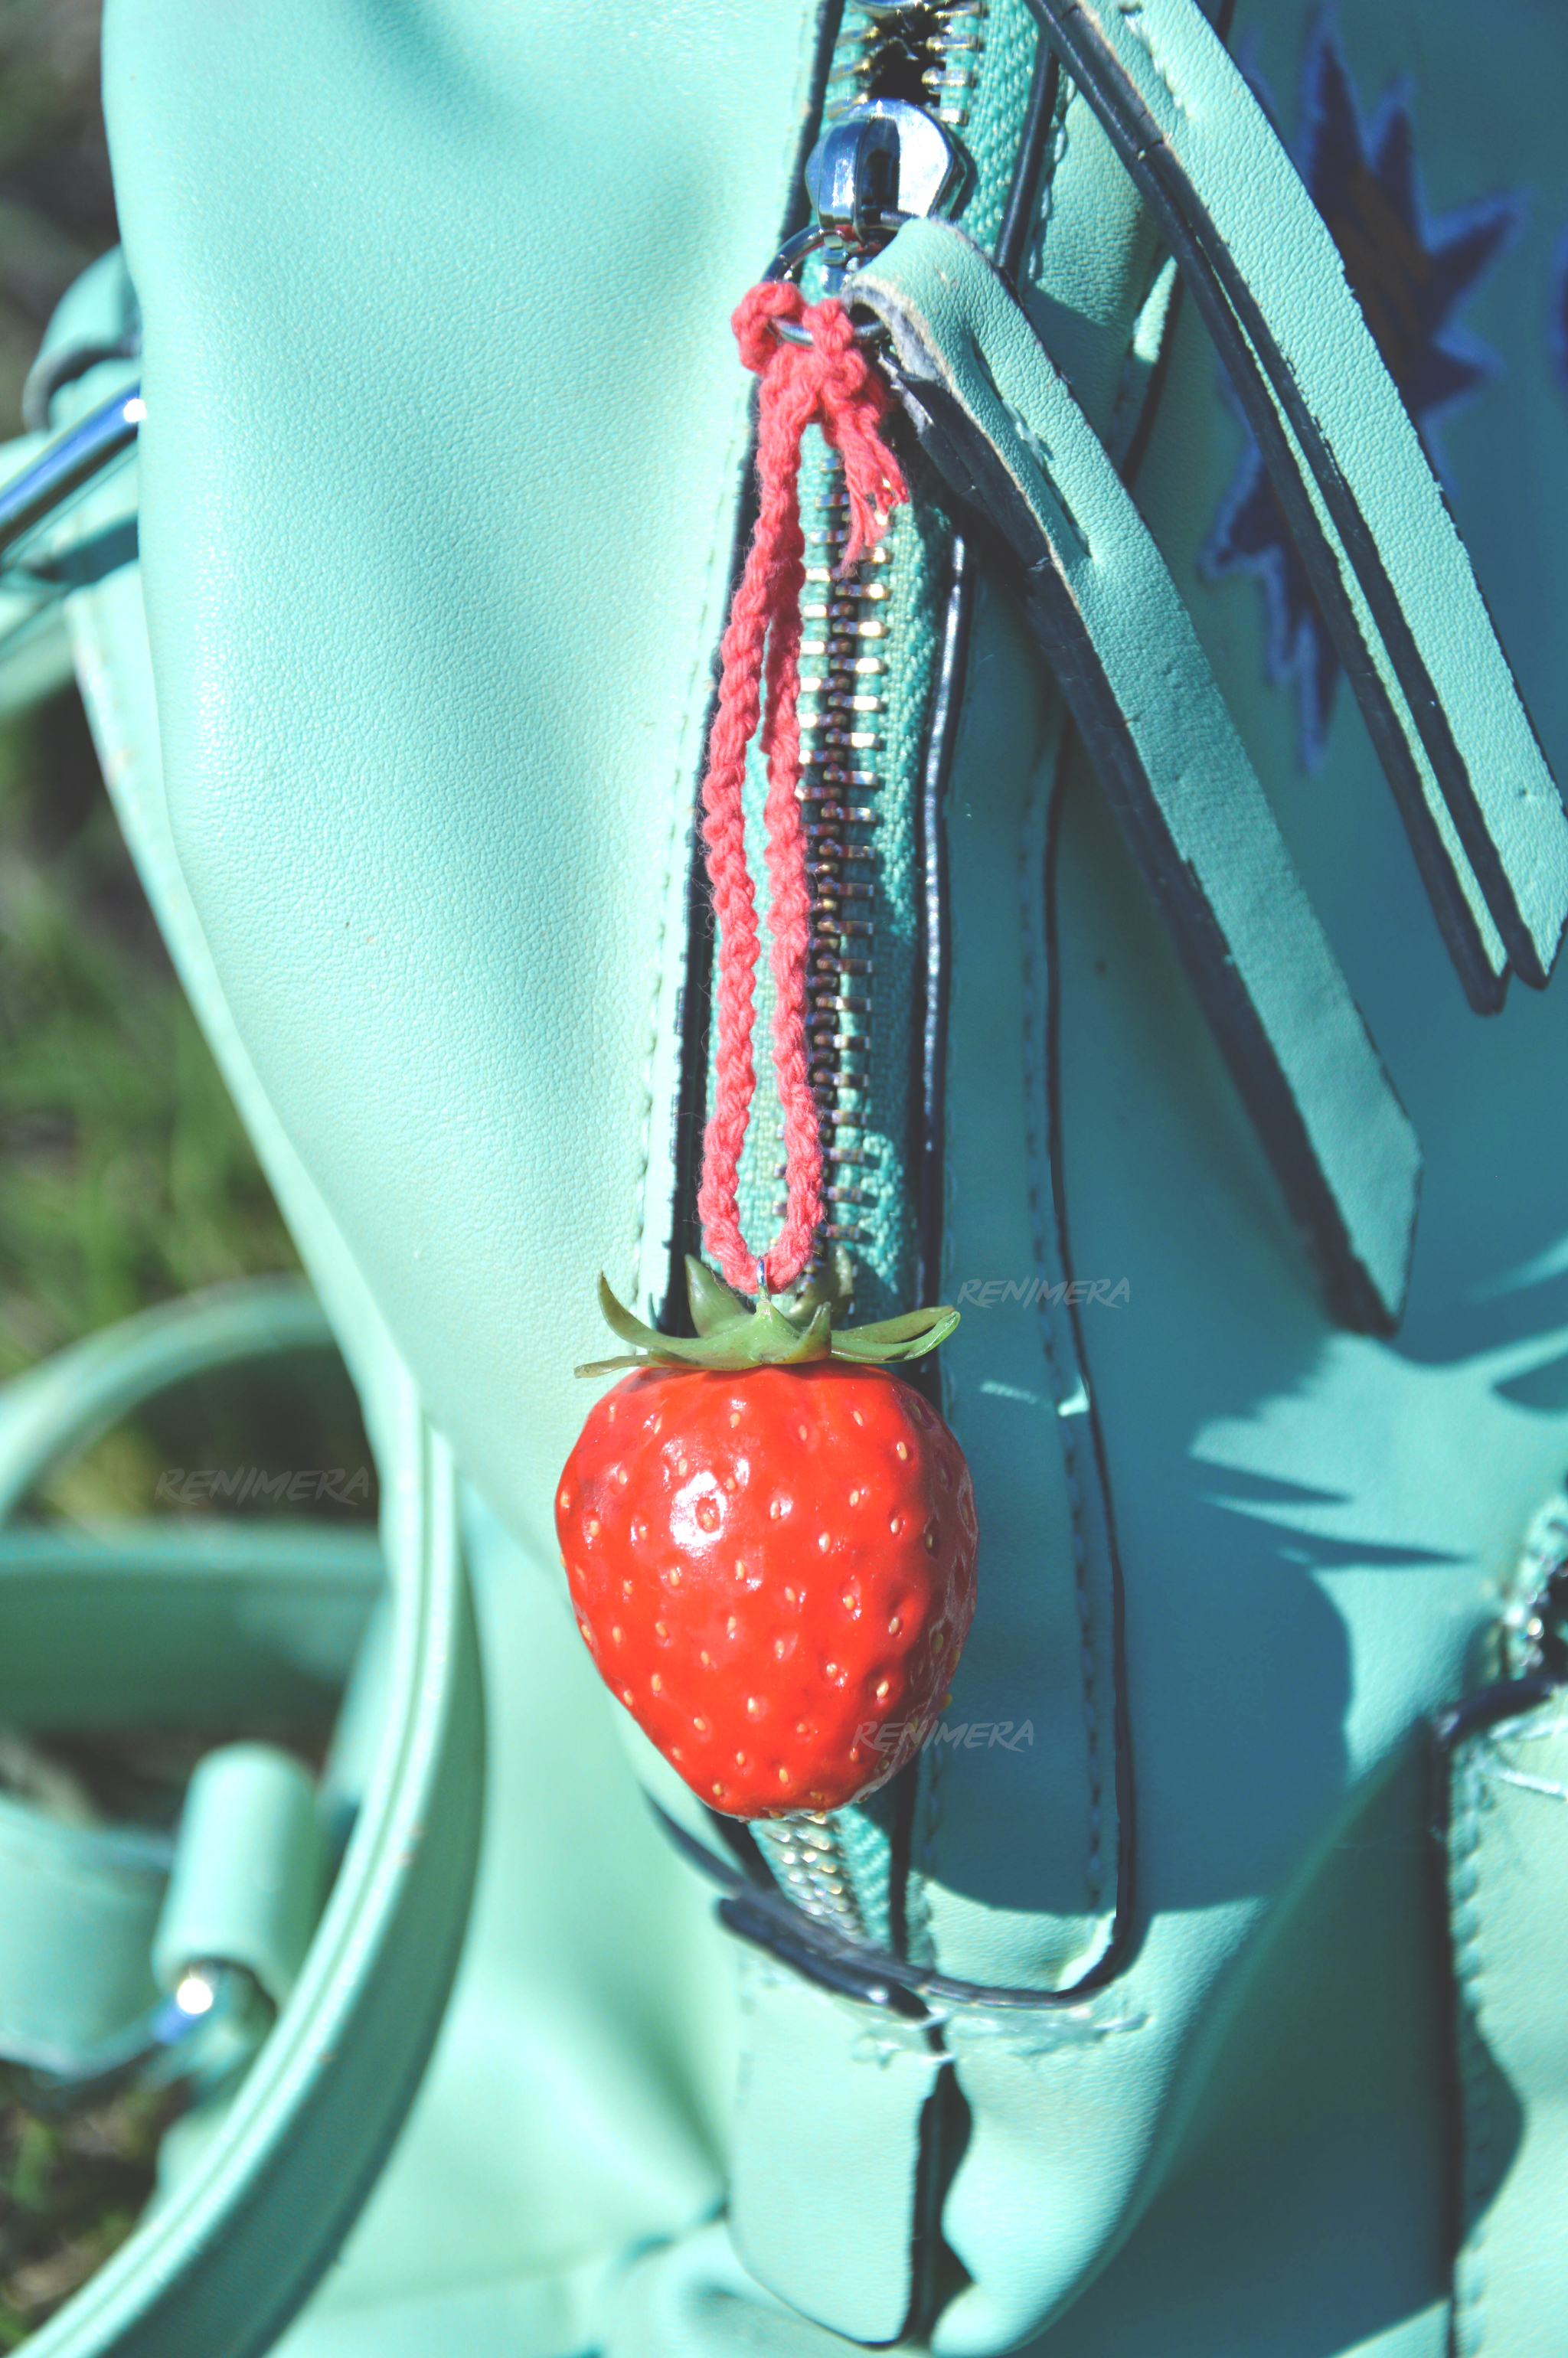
[760,218,909,346]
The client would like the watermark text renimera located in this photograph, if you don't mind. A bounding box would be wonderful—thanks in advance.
[954,1277,1128,1308]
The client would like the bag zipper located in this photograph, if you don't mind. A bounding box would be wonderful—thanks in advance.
[736,0,1052,1938]
[779,7,988,1312]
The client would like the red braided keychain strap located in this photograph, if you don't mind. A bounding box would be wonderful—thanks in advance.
[697,280,909,1298]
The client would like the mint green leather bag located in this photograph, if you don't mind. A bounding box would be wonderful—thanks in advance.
[6,1,1568,2352]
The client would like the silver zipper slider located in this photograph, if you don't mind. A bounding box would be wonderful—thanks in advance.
[810,112,901,258]
[804,99,971,287]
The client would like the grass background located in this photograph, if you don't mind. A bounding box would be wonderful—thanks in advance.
[0,5,377,2332]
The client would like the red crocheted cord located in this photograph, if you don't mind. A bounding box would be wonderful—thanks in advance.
[697,281,908,1298]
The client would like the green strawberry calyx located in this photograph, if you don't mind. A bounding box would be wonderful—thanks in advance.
[576,1256,959,1378]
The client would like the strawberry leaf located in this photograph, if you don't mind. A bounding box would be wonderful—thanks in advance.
[685,1256,753,1337]
[577,1266,959,1377]
[829,1305,960,1361]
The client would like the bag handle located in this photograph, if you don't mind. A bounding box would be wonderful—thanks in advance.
[0,1282,482,2358]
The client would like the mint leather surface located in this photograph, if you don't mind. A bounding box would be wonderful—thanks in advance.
[729,1961,942,2345]
[1447,1697,1568,2358]
[33,320,741,2358]
[30,0,1568,2349]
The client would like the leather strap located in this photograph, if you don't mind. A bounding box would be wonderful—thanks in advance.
[0,1799,168,2076]
[855,217,1422,1335]
[0,1279,329,1520]
[0,1518,381,1729]
[1022,0,1568,1013]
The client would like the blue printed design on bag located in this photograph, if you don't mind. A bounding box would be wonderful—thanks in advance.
[1202,14,1523,769]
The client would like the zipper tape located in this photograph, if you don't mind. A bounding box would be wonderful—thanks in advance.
[855,214,1423,1337]
[1022,0,1568,1014]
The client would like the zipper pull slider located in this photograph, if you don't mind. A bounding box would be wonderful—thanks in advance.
[803,98,971,286]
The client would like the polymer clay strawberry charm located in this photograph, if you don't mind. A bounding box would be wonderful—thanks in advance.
[558,1265,976,1816]
[559,280,975,1816]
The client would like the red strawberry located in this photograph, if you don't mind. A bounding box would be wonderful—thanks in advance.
[557,1266,976,1817]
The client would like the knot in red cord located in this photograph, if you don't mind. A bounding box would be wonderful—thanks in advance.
[731,279,804,374]
[696,283,910,1298]
[730,282,906,570]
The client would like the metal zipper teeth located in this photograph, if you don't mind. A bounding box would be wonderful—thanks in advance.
[775,2,989,1275]
[788,522,890,1259]
[750,1810,867,1942]
[828,3,988,129]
